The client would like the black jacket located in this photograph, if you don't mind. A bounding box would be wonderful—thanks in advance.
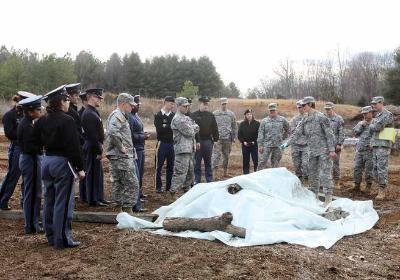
[33,111,84,171]
[154,110,175,143]
[238,119,260,144]
[67,103,84,145]
[191,110,219,142]
[81,105,104,155]
[2,107,22,143]
[18,116,42,155]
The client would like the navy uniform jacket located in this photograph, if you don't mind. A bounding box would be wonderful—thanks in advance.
[129,112,145,152]
[2,107,22,143]
[67,103,84,145]
[81,105,104,156]
[17,116,42,155]
[33,111,84,171]
[154,111,175,143]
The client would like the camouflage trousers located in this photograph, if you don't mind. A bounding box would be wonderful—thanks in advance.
[212,140,232,170]
[372,147,391,187]
[291,145,309,178]
[332,150,341,181]
[109,157,139,208]
[257,147,282,170]
[309,153,333,196]
[171,153,194,193]
[354,150,373,185]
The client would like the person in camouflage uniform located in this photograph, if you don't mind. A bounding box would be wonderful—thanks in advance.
[105,93,139,214]
[290,100,309,183]
[281,96,337,206]
[170,97,200,197]
[257,103,289,169]
[324,102,345,188]
[212,97,238,179]
[369,96,394,200]
[353,106,374,193]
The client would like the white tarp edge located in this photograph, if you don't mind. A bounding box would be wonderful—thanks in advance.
[117,168,378,249]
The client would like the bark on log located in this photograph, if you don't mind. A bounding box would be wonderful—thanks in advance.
[162,212,246,238]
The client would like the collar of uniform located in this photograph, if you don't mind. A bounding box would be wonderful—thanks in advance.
[161,108,172,116]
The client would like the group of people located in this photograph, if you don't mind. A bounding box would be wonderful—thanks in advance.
[0,85,394,249]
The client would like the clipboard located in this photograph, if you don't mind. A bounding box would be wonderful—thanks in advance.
[378,128,396,143]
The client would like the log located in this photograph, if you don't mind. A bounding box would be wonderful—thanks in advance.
[163,212,246,238]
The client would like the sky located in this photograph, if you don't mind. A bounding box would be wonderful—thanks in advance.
[1,0,399,92]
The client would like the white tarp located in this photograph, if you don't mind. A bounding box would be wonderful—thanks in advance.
[117,168,378,249]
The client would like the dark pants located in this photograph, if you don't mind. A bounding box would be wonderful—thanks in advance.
[0,143,24,209]
[83,141,104,205]
[41,156,75,249]
[242,144,258,174]
[154,141,174,192]
[79,144,87,202]
[133,149,144,211]
[19,154,42,233]
[194,139,213,183]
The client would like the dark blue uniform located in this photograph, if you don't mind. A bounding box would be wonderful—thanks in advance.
[191,110,219,183]
[129,112,145,210]
[0,107,24,210]
[34,109,84,249]
[17,99,43,234]
[154,110,175,192]
[81,105,104,206]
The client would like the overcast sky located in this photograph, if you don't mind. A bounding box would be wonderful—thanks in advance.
[1,0,399,91]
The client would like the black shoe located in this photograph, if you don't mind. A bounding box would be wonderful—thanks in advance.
[0,206,11,211]
[66,241,81,248]
[36,227,44,234]
[89,201,107,207]
[140,194,148,198]
[133,208,148,213]
[156,190,164,193]
[99,199,110,204]
[25,229,36,235]
[140,198,146,203]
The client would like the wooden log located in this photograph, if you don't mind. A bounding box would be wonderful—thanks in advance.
[0,210,158,224]
[163,212,246,238]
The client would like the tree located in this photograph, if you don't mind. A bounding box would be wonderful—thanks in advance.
[384,48,400,105]
[177,80,199,99]
[105,53,124,93]
[75,51,104,89]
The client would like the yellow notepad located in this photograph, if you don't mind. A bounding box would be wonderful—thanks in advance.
[378,128,396,143]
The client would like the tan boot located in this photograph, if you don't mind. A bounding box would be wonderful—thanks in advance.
[213,169,218,181]
[323,194,332,207]
[365,183,372,194]
[223,168,228,178]
[375,188,386,200]
[334,180,341,190]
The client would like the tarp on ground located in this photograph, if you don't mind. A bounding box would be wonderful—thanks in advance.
[117,168,378,249]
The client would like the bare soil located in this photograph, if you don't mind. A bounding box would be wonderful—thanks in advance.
[0,140,399,279]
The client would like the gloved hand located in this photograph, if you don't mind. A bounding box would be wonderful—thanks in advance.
[279,143,288,150]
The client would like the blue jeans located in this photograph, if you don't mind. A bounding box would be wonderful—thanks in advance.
[194,139,213,183]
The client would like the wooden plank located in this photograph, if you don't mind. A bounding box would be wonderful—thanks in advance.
[0,210,158,224]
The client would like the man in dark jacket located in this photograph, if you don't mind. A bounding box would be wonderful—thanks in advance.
[191,96,219,183]
[238,109,260,174]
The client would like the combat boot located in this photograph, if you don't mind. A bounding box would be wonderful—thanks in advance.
[213,169,218,181]
[223,168,228,178]
[334,180,341,190]
[375,187,386,200]
[365,183,372,194]
[353,183,361,192]
[323,194,333,207]
[121,207,133,215]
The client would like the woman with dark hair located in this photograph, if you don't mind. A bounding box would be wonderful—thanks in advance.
[17,95,43,234]
[0,91,35,210]
[34,85,85,249]
[238,109,260,174]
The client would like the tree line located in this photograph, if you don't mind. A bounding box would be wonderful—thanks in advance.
[247,47,400,105]
[0,46,241,100]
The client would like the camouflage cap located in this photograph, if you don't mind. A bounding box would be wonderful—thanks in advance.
[220,97,228,104]
[361,105,373,114]
[117,93,136,105]
[371,96,384,104]
[301,96,315,105]
[268,103,278,111]
[296,100,303,108]
[324,102,334,110]
[176,97,189,106]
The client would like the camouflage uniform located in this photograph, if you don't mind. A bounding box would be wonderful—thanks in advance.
[287,109,336,195]
[212,109,237,171]
[369,108,394,188]
[327,113,345,181]
[257,115,289,169]
[170,111,200,193]
[290,113,309,179]
[353,121,373,187]
[106,108,139,208]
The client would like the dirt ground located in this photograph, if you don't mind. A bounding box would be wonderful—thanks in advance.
[0,139,399,279]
